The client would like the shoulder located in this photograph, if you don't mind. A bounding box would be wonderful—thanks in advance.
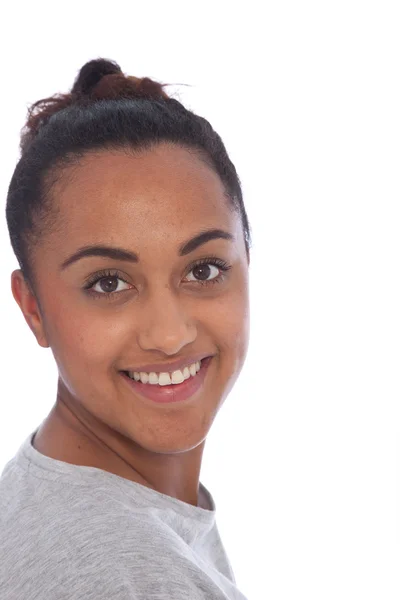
[0,471,224,599]
[0,515,214,600]
[0,493,212,599]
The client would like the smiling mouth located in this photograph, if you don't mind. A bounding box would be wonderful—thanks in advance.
[121,357,212,388]
[120,356,213,404]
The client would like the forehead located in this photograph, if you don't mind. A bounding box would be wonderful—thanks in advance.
[47,142,238,253]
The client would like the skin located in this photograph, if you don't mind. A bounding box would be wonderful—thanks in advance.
[11,142,250,508]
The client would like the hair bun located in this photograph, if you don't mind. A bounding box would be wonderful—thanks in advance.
[71,58,123,95]
[70,57,170,102]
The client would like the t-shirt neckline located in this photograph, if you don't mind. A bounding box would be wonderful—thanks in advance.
[17,429,217,523]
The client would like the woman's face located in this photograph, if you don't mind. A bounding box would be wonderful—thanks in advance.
[21,143,249,453]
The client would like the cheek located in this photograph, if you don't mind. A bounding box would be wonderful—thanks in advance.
[199,289,249,403]
[43,299,128,374]
[204,287,250,364]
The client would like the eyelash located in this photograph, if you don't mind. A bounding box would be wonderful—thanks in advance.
[83,257,232,300]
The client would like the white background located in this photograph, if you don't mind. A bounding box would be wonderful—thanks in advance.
[0,1,399,598]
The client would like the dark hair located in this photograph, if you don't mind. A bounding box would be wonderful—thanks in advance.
[6,58,251,293]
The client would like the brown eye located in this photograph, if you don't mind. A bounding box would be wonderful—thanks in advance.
[85,271,133,296]
[96,276,120,293]
[186,263,220,282]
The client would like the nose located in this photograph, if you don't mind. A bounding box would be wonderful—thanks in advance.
[136,287,197,355]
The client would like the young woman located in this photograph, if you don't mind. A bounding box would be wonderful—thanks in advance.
[0,58,251,599]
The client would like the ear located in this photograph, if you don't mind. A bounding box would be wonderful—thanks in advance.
[11,270,50,348]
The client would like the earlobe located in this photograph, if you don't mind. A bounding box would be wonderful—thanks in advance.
[11,270,50,348]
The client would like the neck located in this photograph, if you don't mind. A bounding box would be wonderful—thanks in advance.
[33,388,206,508]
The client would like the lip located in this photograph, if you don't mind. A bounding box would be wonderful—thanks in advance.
[120,356,213,404]
[121,354,213,375]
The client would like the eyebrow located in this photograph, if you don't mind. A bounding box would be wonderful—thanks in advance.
[60,228,234,270]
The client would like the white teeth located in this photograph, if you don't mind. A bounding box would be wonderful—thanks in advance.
[171,370,185,384]
[128,359,204,385]
[149,372,158,385]
[158,372,171,386]
[140,372,149,384]
[189,363,196,377]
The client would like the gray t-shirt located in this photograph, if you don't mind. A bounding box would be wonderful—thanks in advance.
[0,429,248,599]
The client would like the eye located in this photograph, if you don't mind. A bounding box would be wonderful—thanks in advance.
[184,258,231,285]
[186,263,220,282]
[84,270,133,298]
